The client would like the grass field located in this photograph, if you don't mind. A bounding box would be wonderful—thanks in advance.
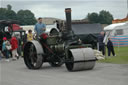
[99,46,128,64]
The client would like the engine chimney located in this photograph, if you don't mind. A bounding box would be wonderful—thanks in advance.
[65,8,72,32]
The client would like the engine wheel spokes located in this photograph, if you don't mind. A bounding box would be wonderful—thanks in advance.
[29,44,37,66]
[24,43,43,69]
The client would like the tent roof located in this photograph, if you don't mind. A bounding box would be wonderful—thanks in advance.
[104,23,126,31]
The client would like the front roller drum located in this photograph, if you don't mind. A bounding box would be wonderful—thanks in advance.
[65,48,96,71]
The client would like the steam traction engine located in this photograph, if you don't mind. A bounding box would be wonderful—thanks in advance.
[23,8,97,71]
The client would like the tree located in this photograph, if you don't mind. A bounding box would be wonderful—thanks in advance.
[5,10,17,20]
[99,10,113,24]
[87,12,99,23]
[17,10,37,25]
[0,5,37,25]
[0,5,17,20]
[7,4,12,10]
[85,10,114,24]
[0,8,7,20]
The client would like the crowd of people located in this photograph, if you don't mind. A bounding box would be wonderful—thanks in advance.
[0,34,19,62]
[0,30,34,62]
[0,17,46,62]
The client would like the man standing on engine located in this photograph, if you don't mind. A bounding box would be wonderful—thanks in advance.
[34,17,46,37]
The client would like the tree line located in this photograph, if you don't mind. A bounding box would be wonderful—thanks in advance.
[0,4,37,25]
[0,4,114,25]
[86,10,114,24]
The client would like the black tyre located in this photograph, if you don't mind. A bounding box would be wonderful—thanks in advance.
[24,42,43,69]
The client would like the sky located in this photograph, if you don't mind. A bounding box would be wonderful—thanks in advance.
[0,0,128,20]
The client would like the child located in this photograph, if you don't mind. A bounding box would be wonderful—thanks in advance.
[10,34,18,60]
[2,37,10,62]
[107,38,115,56]
[27,30,33,41]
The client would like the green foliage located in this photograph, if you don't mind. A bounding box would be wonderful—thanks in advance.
[87,10,114,24]
[7,4,12,10]
[87,13,99,23]
[99,10,113,24]
[0,4,36,25]
[6,10,17,20]
[17,10,37,25]
[0,8,17,20]
[0,8,7,19]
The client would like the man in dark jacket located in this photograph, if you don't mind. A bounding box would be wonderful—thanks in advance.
[107,38,115,56]
[98,31,105,56]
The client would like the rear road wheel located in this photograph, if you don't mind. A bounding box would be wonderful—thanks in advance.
[24,42,43,69]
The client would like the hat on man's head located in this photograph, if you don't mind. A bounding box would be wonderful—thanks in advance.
[3,37,7,40]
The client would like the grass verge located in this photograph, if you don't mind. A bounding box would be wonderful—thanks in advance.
[99,46,128,64]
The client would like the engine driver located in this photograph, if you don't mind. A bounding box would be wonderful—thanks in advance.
[34,17,46,37]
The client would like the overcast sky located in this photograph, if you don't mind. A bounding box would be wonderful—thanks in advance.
[0,0,128,20]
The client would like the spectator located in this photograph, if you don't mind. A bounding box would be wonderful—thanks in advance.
[10,34,18,60]
[2,37,11,62]
[98,31,105,56]
[27,29,33,41]
[16,34,22,57]
[107,38,116,56]
[0,51,3,60]
[34,17,46,37]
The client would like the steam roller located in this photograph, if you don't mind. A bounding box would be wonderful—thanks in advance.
[23,8,97,71]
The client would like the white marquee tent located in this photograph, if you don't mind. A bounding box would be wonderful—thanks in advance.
[104,22,128,46]
[104,22,128,36]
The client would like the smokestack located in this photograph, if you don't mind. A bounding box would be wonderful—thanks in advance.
[65,8,72,31]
